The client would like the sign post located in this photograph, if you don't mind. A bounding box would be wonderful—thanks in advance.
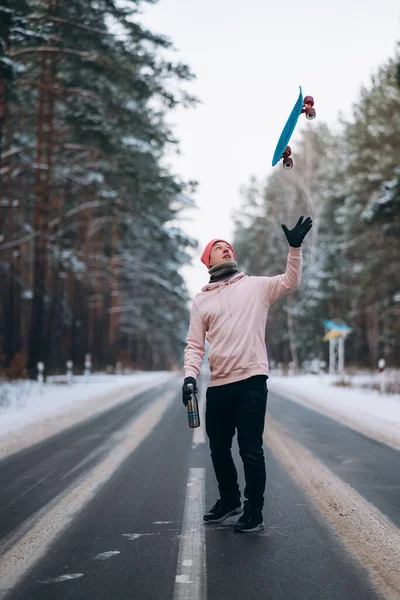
[323,320,352,376]
[378,358,386,394]
[66,360,73,385]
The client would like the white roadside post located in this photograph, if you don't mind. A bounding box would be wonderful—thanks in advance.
[338,335,345,376]
[84,354,92,383]
[378,358,386,394]
[329,338,337,375]
[37,362,45,394]
[324,320,352,379]
[66,360,73,385]
[116,361,122,376]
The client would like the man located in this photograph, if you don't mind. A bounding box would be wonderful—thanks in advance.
[182,216,312,532]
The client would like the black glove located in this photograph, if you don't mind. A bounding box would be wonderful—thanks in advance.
[182,376,197,407]
[281,216,313,247]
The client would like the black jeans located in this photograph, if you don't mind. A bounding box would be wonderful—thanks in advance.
[205,375,268,511]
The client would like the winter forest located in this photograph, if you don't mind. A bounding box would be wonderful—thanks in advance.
[0,0,198,376]
[234,55,400,371]
[0,1,399,378]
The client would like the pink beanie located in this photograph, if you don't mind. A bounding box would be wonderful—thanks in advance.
[200,239,236,268]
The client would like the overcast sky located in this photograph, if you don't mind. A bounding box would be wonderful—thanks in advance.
[139,0,400,298]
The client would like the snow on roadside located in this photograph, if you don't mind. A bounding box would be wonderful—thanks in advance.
[0,371,176,460]
[268,374,400,451]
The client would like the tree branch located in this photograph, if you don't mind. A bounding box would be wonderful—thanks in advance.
[27,13,114,36]
[49,200,106,228]
[0,233,35,251]
[9,47,101,62]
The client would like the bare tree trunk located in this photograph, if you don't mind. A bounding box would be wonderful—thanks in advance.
[108,220,120,363]
[3,103,16,366]
[27,52,49,375]
[27,0,61,376]
[0,13,10,368]
[365,304,379,369]
[0,80,7,205]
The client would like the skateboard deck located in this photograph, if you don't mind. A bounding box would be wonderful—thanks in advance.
[272,86,304,167]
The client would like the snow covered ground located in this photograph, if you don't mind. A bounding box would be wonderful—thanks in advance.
[268,373,400,451]
[0,371,176,459]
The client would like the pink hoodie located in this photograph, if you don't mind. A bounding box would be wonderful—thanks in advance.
[184,247,302,387]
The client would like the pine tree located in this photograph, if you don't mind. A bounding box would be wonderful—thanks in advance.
[0,0,198,376]
[336,56,400,366]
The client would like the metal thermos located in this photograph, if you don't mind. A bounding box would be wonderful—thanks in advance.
[187,383,200,428]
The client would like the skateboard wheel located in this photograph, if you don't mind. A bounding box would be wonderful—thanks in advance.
[305,107,316,120]
[283,157,293,169]
[282,145,291,157]
[304,96,314,106]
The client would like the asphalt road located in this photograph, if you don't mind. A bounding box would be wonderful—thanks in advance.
[0,374,398,600]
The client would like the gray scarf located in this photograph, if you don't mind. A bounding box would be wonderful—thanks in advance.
[208,260,239,283]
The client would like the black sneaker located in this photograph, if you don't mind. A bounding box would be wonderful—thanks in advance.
[234,506,264,532]
[203,499,242,523]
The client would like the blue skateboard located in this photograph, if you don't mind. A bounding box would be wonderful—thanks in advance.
[272,86,316,170]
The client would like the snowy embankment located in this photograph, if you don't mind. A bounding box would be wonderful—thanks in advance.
[268,373,400,451]
[0,371,176,460]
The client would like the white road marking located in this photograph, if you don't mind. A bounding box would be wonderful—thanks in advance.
[153,521,173,524]
[182,559,193,567]
[176,574,191,583]
[0,390,175,599]
[266,416,400,600]
[122,533,159,541]
[93,551,120,560]
[38,573,83,584]
[173,468,206,600]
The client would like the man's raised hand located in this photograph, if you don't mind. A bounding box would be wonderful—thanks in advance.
[281,216,313,247]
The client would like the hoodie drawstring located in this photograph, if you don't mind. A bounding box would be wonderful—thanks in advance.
[228,281,232,317]
[218,283,223,315]
[218,281,233,317]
